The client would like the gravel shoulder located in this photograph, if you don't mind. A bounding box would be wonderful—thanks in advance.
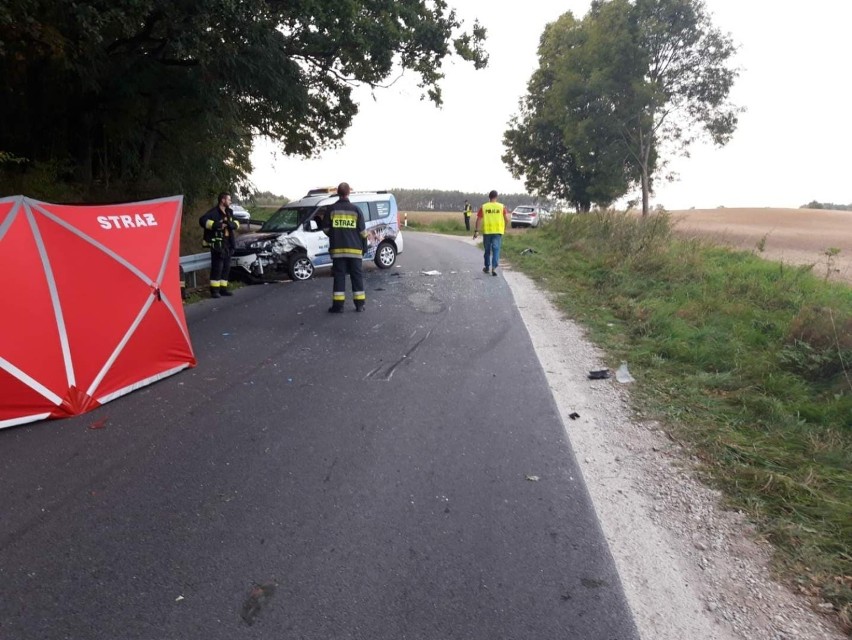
[499,264,845,640]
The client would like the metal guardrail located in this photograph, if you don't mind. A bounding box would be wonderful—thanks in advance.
[178,222,261,292]
[179,252,211,290]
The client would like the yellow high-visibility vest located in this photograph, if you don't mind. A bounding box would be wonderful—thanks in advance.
[482,202,506,234]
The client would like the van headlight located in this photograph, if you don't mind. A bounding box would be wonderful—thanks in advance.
[248,240,273,251]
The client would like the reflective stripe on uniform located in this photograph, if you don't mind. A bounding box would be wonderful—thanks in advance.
[333,292,346,301]
[353,291,366,301]
[330,247,363,257]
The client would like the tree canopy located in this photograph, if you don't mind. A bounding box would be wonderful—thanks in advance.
[504,0,740,214]
[0,0,487,204]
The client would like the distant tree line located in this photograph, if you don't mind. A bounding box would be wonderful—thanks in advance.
[801,201,852,211]
[392,189,556,212]
[249,191,289,207]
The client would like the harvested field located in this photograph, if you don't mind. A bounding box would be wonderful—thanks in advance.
[402,208,852,285]
[670,208,852,285]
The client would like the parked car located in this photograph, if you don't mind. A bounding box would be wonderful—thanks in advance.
[230,204,251,223]
[230,190,404,282]
[510,205,551,228]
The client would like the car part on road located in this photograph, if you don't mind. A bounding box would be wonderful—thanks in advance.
[588,369,611,380]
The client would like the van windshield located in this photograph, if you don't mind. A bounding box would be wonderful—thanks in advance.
[260,207,314,232]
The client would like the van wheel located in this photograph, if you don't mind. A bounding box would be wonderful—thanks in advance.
[375,242,397,269]
[289,254,314,281]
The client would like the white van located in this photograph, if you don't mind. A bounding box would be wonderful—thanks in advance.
[230,190,404,281]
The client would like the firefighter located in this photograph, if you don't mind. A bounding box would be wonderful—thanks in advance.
[323,182,368,313]
[199,192,239,298]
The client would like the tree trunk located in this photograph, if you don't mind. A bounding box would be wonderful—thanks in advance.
[138,94,163,184]
[640,134,653,216]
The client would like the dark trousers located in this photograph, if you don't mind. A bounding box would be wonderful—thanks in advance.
[210,247,232,284]
[464,215,471,231]
[331,257,365,308]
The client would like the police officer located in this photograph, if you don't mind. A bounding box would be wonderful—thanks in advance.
[463,199,473,231]
[199,192,240,298]
[472,190,510,276]
[323,182,368,313]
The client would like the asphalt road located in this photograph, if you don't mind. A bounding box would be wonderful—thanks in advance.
[0,233,639,639]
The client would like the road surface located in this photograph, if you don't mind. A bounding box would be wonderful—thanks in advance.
[0,233,638,639]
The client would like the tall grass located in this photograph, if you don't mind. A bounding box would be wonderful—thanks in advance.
[499,212,851,627]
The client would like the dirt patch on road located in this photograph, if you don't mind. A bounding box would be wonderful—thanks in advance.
[670,208,852,285]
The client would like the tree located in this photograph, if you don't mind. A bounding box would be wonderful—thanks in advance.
[0,0,487,203]
[625,0,741,214]
[504,0,740,215]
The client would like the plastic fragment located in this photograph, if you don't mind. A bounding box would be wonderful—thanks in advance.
[615,362,635,384]
[525,475,541,482]
[587,369,610,380]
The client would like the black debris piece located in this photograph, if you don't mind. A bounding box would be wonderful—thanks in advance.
[588,369,611,380]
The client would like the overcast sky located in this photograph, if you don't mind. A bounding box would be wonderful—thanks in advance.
[249,0,852,209]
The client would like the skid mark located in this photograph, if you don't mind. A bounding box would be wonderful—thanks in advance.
[366,327,435,381]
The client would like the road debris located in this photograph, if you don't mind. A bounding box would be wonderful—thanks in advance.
[88,418,108,430]
[615,362,635,384]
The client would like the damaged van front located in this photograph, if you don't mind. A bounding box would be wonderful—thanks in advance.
[230,190,403,282]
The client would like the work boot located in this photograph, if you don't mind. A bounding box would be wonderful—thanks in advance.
[355,303,365,312]
[210,288,221,299]
[491,269,498,276]
[482,267,489,274]
[220,287,233,296]
[328,304,344,314]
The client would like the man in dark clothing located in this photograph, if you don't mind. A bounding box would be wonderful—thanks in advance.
[199,192,240,298]
[463,199,472,231]
[322,182,368,313]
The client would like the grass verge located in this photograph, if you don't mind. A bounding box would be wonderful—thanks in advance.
[433,211,852,629]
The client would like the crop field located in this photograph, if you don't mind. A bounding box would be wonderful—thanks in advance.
[402,208,852,285]
[670,207,852,285]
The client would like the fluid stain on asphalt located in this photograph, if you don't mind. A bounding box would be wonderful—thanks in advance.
[407,291,445,314]
[241,582,277,626]
[581,577,608,589]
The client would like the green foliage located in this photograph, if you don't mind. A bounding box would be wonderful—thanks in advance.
[504,0,741,215]
[249,191,289,207]
[0,0,487,203]
[498,213,852,619]
[802,201,852,211]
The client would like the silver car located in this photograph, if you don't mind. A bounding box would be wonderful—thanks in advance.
[510,205,551,228]
[230,204,251,223]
